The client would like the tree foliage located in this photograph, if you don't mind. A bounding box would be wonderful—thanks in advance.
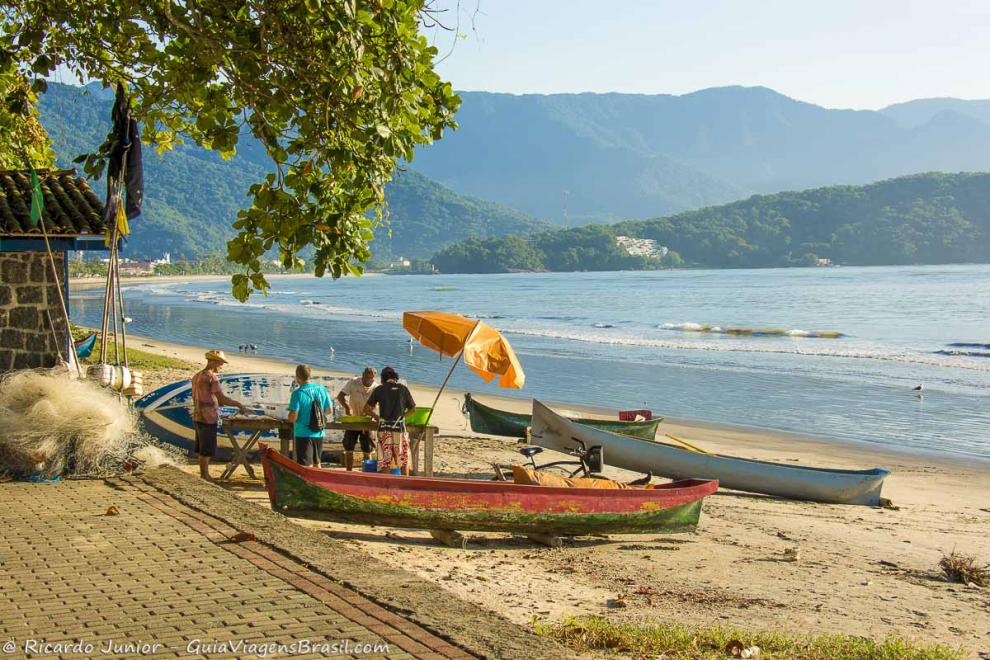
[1,0,459,299]
[0,60,53,168]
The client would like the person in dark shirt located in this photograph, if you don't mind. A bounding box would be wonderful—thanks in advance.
[364,366,416,474]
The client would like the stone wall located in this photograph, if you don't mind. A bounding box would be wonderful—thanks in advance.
[0,251,69,372]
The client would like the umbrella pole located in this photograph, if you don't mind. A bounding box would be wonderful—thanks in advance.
[423,320,481,427]
[424,348,464,427]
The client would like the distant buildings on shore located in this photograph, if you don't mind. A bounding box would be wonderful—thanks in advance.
[87,252,172,276]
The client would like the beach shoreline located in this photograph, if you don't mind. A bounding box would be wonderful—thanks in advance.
[95,313,990,654]
[124,328,988,474]
[70,271,321,292]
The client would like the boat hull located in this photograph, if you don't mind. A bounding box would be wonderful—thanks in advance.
[135,373,350,456]
[531,400,889,506]
[464,393,662,440]
[74,333,97,360]
[261,447,717,535]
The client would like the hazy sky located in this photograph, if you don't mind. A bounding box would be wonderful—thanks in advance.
[424,0,990,109]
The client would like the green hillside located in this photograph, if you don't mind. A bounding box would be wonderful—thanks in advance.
[37,82,543,260]
[433,173,990,273]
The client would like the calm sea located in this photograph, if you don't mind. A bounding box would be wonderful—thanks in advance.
[73,265,990,459]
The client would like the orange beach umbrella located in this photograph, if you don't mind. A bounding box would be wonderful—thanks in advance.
[403,311,525,389]
[403,311,525,424]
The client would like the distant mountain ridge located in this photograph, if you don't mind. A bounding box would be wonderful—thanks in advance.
[37,82,544,260]
[433,172,990,273]
[880,97,990,128]
[36,82,990,262]
[414,87,990,223]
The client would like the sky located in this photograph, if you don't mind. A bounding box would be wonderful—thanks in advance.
[424,0,990,110]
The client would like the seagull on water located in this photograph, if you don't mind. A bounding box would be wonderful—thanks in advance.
[912,384,923,391]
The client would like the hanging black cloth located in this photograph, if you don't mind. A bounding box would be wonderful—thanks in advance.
[105,82,144,220]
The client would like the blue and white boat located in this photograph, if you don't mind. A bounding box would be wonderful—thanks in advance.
[135,373,350,455]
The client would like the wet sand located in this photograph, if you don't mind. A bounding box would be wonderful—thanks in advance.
[132,332,990,654]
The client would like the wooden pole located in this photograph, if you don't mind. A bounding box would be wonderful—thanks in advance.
[114,235,129,369]
[98,188,118,364]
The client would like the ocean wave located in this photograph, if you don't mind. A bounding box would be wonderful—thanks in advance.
[947,342,990,350]
[288,302,402,320]
[659,322,843,338]
[502,326,990,371]
[935,349,990,358]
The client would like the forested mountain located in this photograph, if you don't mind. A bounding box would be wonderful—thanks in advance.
[433,173,990,273]
[38,83,990,265]
[37,82,542,260]
[413,88,990,224]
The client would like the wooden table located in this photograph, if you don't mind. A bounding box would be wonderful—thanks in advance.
[324,421,439,476]
[218,416,440,479]
[219,415,293,480]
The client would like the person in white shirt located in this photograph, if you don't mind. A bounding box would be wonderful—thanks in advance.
[336,367,377,470]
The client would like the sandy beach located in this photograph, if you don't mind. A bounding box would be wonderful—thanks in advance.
[118,328,990,656]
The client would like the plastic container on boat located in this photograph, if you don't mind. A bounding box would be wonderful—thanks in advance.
[389,468,402,475]
[361,459,378,473]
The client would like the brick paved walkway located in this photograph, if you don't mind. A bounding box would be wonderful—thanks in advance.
[0,478,474,659]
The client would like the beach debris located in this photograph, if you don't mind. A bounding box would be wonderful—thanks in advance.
[725,640,761,657]
[230,531,256,543]
[939,551,989,587]
[878,497,899,510]
[430,529,468,549]
[605,595,627,609]
[782,547,800,562]
[0,369,137,478]
[105,505,120,516]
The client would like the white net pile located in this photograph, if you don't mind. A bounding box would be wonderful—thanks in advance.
[0,368,174,479]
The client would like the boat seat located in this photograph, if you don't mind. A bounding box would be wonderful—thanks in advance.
[518,446,544,458]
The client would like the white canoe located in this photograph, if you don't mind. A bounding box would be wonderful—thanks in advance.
[530,400,890,505]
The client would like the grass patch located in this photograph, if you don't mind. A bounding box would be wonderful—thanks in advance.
[71,326,194,371]
[534,616,965,659]
[939,551,989,587]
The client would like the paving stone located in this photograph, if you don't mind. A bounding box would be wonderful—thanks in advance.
[0,480,472,659]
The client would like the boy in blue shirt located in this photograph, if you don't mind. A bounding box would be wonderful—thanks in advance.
[286,364,332,467]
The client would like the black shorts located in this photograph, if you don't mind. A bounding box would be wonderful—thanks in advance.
[342,430,373,453]
[295,436,324,467]
[194,422,218,458]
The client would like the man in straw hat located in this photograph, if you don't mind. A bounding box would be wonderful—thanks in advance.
[192,350,246,481]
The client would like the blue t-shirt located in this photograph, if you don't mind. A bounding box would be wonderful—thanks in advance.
[288,382,332,438]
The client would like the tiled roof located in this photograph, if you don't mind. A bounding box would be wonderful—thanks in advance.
[0,169,106,237]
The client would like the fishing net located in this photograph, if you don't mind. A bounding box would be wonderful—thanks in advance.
[0,368,176,479]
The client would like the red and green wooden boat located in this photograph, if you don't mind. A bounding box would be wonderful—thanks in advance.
[261,446,718,535]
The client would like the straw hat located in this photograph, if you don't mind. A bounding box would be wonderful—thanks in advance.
[205,350,228,364]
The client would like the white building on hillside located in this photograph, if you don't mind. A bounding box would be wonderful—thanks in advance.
[616,235,669,259]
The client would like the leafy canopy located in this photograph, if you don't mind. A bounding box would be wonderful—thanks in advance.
[1,0,459,299]
[0,60,54,168]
